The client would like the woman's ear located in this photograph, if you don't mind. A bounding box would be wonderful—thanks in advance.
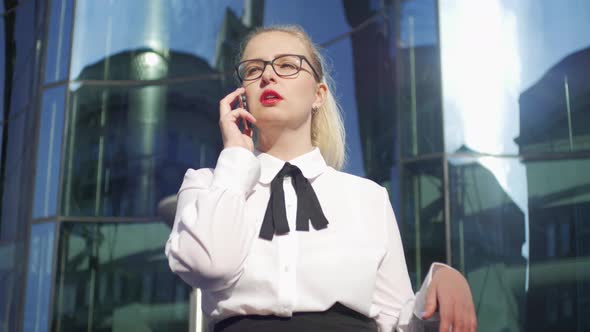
[313,82,328,109]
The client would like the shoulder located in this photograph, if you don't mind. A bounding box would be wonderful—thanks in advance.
[322,167,386,196]
[180,167,215,191]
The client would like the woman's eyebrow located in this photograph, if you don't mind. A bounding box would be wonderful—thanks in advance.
[243,53,300,61]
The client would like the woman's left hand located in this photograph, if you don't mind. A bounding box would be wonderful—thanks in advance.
[422,266,477,332]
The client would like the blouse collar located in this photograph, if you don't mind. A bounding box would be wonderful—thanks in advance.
[255,147,329,184]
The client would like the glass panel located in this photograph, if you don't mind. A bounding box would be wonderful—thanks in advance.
[10,0,38,115]
[398,0,443,157]
[33,87,66,218]
[62,81,222,217]
[439,0,590,155]
[0,15,5,119]
[52,222,191,332]
[517,51,590,154]
[1,113,25,241]
[1,1,19,13]
[525,157,590,331]
[44,0,74,83]
[0,241,26,332]
[23,222,56,332]
[448,156,528,331]
[401,159,445,288]
[334,1,393,181]
[0,122,3,178]
[70,0,244,81]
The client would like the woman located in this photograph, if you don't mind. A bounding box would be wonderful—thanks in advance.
[166,25,476,332]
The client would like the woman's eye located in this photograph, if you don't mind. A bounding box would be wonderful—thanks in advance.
[246,67,262,75]
[280,63,297,69]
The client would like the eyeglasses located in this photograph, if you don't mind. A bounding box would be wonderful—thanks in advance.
[236,54,321,82]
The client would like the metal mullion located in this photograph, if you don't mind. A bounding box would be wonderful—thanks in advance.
[400,152,446,164]
[46,220,61,332]
[57,216,162,223]
[30,218,58,224]
[71,73,227,87]
[55,79,70,219]
[57,0,77,219]
[42,79,68,90]
[520,151,590,162]
[443,154,451,265]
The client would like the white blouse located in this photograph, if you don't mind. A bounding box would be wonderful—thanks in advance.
[165,147,442,332]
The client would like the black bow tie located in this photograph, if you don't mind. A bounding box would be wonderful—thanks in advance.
[259,162,329,240]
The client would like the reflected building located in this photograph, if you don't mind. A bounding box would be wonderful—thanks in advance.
[448,150,527,331]
[342,0,397,184]
[63,50,224,218]
[517,47,590,332]
[517,47,590,154]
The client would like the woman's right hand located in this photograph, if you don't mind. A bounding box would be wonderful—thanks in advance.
[219,87,257,152]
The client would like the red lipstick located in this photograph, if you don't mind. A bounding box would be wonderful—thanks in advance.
[260,89,283,106]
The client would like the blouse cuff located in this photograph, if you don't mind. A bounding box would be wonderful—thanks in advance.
[212,147,261,196]
[412,262,451,319]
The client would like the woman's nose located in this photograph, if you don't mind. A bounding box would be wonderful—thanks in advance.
[260,63,277,83]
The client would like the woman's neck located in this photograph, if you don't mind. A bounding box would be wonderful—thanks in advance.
[256,128,314,161]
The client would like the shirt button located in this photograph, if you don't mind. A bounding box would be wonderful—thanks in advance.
[284,266,289,272]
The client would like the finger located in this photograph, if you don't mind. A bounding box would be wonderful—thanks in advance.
[243,116,249,131]
[244,127,253,139]
[466,304,477,332]
[469,314,478,332]
[219,87,246,117]
[453,307,464,332]
[228,108,257,125]
[223,109,257,131]
[422,285,438,319]
[438,299,453,332]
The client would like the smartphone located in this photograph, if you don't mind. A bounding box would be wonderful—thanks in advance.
[239,94,248,112]
[238,93,250,132]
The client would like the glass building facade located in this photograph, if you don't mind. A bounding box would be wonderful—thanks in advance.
[0,0,588,331]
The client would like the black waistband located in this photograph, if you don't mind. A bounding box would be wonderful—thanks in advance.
[214,302,377,332]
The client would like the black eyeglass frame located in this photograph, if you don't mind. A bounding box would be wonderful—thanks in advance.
[235,54,321,82]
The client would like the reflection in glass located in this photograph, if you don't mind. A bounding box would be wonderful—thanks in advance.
[1,113,26,241]
[525,158,590,331]
[44,0,74,83]
[448,156,527,331]
[401,159,445,288]
[69,0,245,81]
[337,1,397,182]
[62,78,222,217]
[52,222,190,332]
[1,15,5,119]
[439,0,590,156]
[0,241,25,332]
[517,47,590,154]
[23,222,55,332]
[398,0,443,157]
[10,0,40,114]
[33,87,66,218]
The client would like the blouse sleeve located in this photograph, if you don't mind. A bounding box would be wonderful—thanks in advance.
[165,147,261,291]
[374,187,444,332]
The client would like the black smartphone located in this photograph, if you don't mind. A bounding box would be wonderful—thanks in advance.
[237,93,250,132]
[239,94,248,112]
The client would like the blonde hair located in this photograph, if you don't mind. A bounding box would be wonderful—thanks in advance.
[238,25,347,170]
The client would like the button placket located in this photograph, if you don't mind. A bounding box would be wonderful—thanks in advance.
[275,176,297,314]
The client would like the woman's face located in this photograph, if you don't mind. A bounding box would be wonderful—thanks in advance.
[240,31,325,130]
